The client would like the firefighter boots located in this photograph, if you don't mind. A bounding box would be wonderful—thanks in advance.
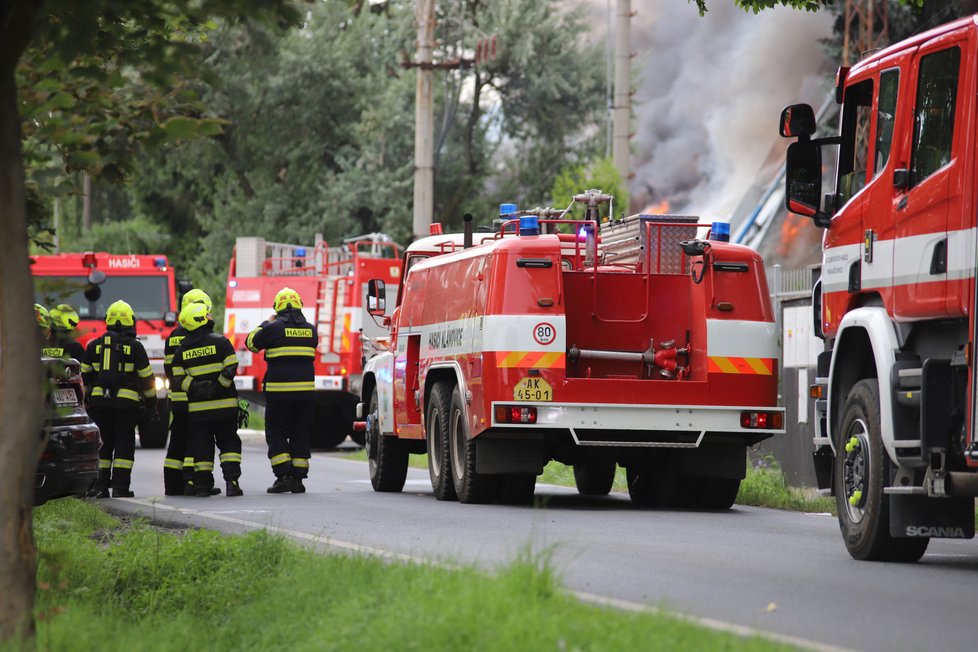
[267,476,293,493]
[226,480,243,497]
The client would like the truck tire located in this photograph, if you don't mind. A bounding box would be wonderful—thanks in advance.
[573,460,616,496]
[836,379,929,562]
[312,401,350,449]
[499,474,536,505]
[367,388,408,492]
[448,384,497,504]
[626,463,656,506]
[138,408,168,449]
[696,478,740,510]
[426,382,457,501]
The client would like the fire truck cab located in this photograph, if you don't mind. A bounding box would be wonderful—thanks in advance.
[359,193,784,506]
[31,251,185,448]
[781,15,978,561]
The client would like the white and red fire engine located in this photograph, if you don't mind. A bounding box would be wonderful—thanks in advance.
[356,191,784,506]
[780,15,978,561]
[31,251,187,447]
[224,233,402,448]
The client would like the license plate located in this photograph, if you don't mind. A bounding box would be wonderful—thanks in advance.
[53,388,78,407]
[514,377,552,402]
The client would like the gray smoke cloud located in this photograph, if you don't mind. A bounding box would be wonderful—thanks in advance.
[593,2,832,218]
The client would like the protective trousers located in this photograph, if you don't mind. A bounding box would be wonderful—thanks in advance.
[189,412,242,492]
[90,406,139,491]
[163,408,195,493]
[265,398,313,479]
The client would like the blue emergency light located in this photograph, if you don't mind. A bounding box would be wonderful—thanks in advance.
[710,221,730,242]
[519,215,540,236]
[154,257,167,270]
[500,203,518,216]
[295,247,306,257]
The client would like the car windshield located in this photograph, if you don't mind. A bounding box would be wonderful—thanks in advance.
[35,275,171,320]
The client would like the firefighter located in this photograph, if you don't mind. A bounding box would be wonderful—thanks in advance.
[82,300,157,498]
[45,304,86,361]
[246,287,316,494]
[172,301,243,497]
[162,289,216,496]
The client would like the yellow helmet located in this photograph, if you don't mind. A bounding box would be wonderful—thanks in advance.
[34,303,50,329]
[105,300,135,327]
[179,302,210,332]
[273,287,303,312]
[181,288,213,311]
[50,304,80,331]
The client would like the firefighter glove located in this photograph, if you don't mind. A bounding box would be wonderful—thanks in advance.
[237,399,250,429]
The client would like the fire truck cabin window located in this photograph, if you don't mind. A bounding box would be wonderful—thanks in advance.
[874,69,898,177]
[837,79,873,205]
[910,47,959,187]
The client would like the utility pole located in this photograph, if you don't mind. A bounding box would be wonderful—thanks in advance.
[612,0,631,189]
[412,0,435,241]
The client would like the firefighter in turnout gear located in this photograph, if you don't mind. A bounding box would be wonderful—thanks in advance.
[35,303,51,337]
[81,300,156,498]
[163,289,216,496]
[246,287,317,494]
[45,304,86,362]
[172,302,243,497]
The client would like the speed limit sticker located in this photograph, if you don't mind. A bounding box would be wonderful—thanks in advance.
[533,322,556,346]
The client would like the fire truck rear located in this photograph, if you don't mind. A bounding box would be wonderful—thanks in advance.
[357,191,784,505]
[225,233,401,448]
[31,251,185,448]
[779,15,978,562]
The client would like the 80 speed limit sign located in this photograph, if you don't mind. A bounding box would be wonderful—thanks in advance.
[533,322,556,346]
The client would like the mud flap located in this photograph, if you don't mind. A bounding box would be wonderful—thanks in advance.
[475,436,544,475]
[889,495,975,539]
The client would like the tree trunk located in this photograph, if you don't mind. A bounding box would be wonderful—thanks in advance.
[0,2,44,643]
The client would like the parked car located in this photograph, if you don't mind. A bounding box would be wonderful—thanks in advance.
[35,356,100,506]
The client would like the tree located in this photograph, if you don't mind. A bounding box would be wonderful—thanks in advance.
[0,1,296,642]
[551,156,629,219]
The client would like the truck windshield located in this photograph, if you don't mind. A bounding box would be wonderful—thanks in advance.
[34,275,171,320]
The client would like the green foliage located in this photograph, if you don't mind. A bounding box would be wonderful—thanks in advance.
[690,0,923,17]
[551,157,629,220]
[737,457,836,513]
[32,499,790,651]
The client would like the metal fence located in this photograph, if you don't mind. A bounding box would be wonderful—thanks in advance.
[766,264,818,334]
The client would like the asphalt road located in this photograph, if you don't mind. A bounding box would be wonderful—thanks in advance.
[102,434,978,652]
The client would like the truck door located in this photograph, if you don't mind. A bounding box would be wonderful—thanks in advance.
[891,36,964,320]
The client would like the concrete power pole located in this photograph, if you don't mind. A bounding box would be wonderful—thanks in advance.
[612,0,631,190]
[412,0,435,241]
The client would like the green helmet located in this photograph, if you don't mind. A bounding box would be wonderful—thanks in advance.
[181,288,213,311]
[179,302,210,332]
[49,304,80,331]
[105,300,135,327]
[34,303,50,330]
[273,287,303,312]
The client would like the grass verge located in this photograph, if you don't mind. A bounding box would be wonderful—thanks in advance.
[28,499,792,651]
[341,449,831,513]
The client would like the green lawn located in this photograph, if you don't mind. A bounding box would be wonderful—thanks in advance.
[26,499,793,651]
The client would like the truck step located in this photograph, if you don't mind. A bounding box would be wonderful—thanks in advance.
[897,367,922,390]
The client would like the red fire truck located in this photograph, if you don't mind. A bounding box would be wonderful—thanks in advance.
[31,251,188,448]
[780,15,978,561]
[356,192,784,506]
[224,233,402,448]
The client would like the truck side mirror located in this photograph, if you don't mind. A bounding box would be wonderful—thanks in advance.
[367,279,386,316]
[779,103,816,139]
[785,140,824,223]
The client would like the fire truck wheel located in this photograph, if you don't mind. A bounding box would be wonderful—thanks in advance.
[448,384,497,504]
[626,463,656,506]
[367,388,408,492]
[835,379,929,562]
[573,460,616,496]
[499,474,536,505]
[695,478,740,510]
[426,382,457,501]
